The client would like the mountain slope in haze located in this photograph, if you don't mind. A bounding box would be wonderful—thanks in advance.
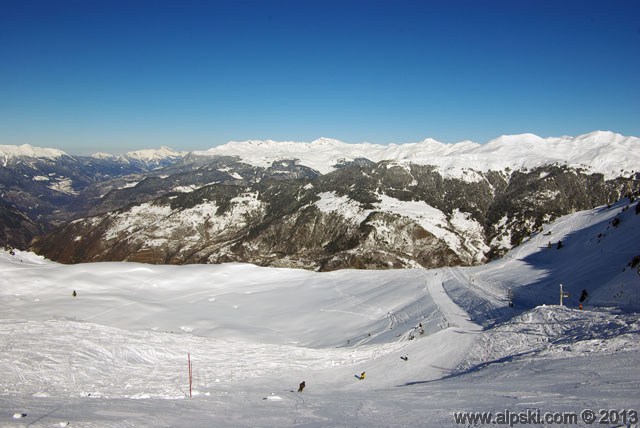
[0,145,186,247]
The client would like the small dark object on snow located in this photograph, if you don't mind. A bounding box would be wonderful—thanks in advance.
[72,290,77,297]
[298,381,305,392]
[400,355,408,361]
[579,289,589,303]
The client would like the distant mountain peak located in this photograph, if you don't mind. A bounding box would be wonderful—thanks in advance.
[0,144,67,159]
[486,133,545,145]
[579,130,619,138]
[124,146,185,162]
[91,152,116,159]
[310,137,344,146]
[575,130,626,144]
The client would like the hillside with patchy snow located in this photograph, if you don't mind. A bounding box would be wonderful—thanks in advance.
[3,131,640,272]
[32,161,639,270]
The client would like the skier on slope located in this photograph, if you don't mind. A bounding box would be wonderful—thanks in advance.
[359,371,366,380]
[298,381,305,392]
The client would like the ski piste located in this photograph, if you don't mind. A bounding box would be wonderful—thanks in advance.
[0,198,638,426]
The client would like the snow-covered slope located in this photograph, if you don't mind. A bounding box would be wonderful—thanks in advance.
[195,131,640,179]
[0,143,185,167]
[87,147,186,164]
[1,199,639,426]
[456,305,639,375]
[0,144,67,161]
[442,197,640,328]
[122,146,186,162]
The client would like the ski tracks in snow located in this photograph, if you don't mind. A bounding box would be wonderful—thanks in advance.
[320,277,383,321]
[424,269,482,333]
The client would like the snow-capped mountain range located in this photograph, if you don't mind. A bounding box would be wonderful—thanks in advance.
[0,143,67,162]
[2,131,639,269]
[195,131,639,179]
[1,134,639,425]
[90,146,187,163]
[0,143,185,163]
[2,130,638,178]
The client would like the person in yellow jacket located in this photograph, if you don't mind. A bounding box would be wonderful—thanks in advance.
[359,371,366,380]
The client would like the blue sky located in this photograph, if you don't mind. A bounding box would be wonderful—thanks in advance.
[1,0,639,154]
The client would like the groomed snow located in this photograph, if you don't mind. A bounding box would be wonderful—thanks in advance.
[0,198,639,427]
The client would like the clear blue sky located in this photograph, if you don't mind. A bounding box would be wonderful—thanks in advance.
[1,0,639,154]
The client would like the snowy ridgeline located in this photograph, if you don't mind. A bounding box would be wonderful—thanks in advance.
[194,131,640,179]
[3,130,639,179]
[0,199,639,427]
